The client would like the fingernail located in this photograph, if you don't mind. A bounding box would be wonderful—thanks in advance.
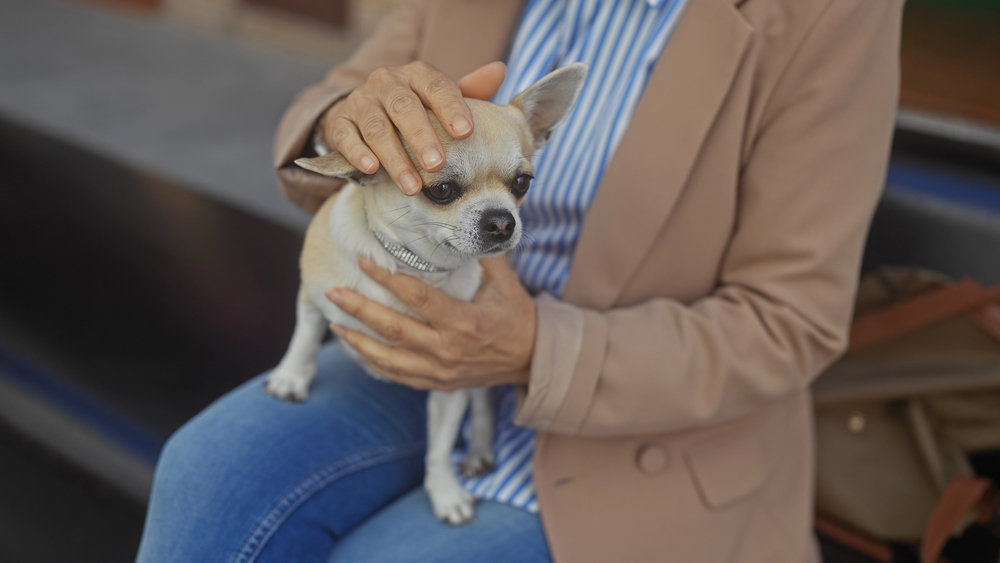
[400,171,421,195]
[327,288,344,306]
[451,116,471,136]
[422,147,442,169]
[359,256,374,272]
[331,325,345,337]
[360,156,376,173]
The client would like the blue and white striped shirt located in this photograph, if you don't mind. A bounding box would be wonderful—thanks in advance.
[455,0,689,513]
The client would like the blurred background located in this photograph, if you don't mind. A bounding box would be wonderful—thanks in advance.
[0,0,997,561]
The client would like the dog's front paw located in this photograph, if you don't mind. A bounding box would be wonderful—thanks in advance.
[265,368,312,402]
[460,449,495,478]
[425,472,476,525]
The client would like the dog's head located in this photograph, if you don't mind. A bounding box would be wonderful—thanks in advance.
[296,63,587,271]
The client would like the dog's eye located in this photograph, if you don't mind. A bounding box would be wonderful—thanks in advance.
[424,182,456,203]
[512,174,533,197]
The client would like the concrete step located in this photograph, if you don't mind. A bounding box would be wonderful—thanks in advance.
[0,0,333,230]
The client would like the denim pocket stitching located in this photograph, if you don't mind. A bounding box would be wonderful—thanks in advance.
[232,441,426,563]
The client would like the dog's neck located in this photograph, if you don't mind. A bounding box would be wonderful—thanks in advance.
[360,197,454,274]
[369,228,450,273]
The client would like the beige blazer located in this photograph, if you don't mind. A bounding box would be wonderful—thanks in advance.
[273,0,903,560]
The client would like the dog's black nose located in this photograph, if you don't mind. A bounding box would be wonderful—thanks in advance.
[479,209,516,243]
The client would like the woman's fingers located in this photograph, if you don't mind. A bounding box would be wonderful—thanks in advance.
[331,324,453,390]
[327,287,440,350]
[373,69,447,174]
[404,61,475,139]
[358,258,470,329]
[326,91,421,194]
[457,61,507,102]
[320,61,497,196]
[324,113,378,174]
[349,81,428,194]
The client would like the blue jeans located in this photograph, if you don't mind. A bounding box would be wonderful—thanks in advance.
[134,342,552,563]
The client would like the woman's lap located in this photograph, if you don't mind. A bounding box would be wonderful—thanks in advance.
[135,342,549,563]
[328,488,551,563]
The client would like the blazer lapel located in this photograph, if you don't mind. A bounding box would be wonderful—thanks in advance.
[562,0,752,309]
[422,0,526,80]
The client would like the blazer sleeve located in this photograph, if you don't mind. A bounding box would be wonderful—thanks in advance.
[272,0,431,214]
[515,0,903,436]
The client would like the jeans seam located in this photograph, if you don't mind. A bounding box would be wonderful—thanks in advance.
[231,441,426,563]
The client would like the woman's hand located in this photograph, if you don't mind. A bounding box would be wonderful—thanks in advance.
[326,256,536,391]
[320,61,506,196]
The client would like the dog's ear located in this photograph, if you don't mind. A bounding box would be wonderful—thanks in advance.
[510,62,588,149]
[295,152,385,186]
[294,152,358,178]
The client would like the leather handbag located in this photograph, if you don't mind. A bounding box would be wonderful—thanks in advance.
[812,268,1000,563]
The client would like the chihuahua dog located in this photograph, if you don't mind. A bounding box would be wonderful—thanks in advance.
[265,63,587,524]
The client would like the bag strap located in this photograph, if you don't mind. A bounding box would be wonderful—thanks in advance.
[919,476,992,563]
[849,279,1000,352]
[814,514,893,562]
[814,480,996,563]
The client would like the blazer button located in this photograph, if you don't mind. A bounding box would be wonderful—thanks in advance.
[636,444,669,475]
